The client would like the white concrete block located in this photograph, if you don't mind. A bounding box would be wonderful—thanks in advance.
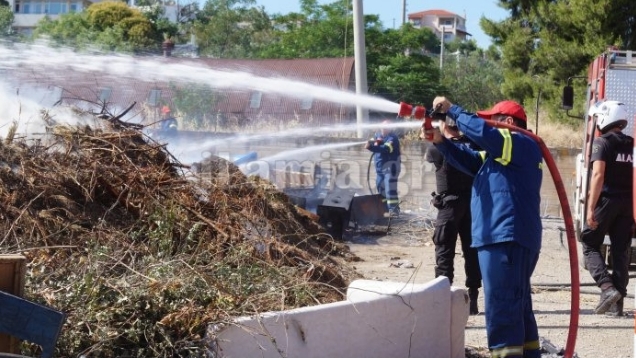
[208,276,467,358]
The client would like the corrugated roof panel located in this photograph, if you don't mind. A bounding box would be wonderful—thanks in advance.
[6,56,356,125]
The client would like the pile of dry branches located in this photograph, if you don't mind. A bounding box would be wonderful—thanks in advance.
[0,122,359,356]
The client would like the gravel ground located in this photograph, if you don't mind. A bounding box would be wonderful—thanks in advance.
[345,212,634,358]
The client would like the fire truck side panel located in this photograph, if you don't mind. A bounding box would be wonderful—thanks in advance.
[575,51,636,266]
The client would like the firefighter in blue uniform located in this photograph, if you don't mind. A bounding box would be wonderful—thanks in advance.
[365,119,401,215]
[424,98,543,358]
[160,106,178,137]
[581,100,634,317]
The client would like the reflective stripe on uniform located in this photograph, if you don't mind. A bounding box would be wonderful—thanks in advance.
[495,128,512,165]
[386,199,399,204]
[491,345,524,358]
[524,340,540,350]
[479,151,487,162]
[385,142,394,153]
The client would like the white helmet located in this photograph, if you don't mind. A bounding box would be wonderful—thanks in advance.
[588,100,629,131]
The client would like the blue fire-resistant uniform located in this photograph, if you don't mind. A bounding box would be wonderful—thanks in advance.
[367,131,401,212]
[435,105,543,358]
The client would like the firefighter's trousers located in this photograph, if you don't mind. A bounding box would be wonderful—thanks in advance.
[432,194,481,288]
[375,168,400,211]
[581,195,632,297]
[479,242,540,358]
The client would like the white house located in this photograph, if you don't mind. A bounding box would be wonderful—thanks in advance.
[407,9,471,42]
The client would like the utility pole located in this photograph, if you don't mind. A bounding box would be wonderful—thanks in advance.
[352,0,368,138]
[402,0,406,26]
[440,27,445,70]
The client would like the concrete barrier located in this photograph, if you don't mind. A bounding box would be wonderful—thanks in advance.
[208,276,469,358]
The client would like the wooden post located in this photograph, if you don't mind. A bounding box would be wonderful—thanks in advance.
[0,255,27,354]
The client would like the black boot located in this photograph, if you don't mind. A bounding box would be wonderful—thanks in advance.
[605,297,624,317]
[595,286,621,314]
[468,288,479,315]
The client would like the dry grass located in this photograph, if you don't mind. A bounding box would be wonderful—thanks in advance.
[0,119,361,357]
[528,119,584,149]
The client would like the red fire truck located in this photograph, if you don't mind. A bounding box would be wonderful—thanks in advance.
[562,48,636,266]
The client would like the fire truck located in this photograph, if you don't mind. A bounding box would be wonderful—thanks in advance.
[562,48,636,266]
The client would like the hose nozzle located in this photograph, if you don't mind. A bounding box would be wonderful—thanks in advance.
[398,102,427,120]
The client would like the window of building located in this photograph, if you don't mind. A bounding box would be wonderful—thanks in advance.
[249,91,262,108]
[442,19,453,26]
[300,97,313,110]
[99,87,112,102]
[412,19,421,26]
[147,89,162,106]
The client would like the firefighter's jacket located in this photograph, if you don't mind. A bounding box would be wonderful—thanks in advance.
[367,131,401,176]
[434,105,543,253]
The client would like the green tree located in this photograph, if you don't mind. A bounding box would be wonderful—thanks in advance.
[33,1,165,53]
[256,0,362,59]
[33,13,94,47]
[193,0,272,58]
[481,0,636,120]
[440,52,504,112]
[367,24,443,106]
[0,5,14,36]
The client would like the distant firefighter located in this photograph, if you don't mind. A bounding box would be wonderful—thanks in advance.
[160,106,178,136]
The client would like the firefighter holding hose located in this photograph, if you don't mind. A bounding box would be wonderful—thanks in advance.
[365,119,401,216]
[423,97,543,358]
[581,100,634,317]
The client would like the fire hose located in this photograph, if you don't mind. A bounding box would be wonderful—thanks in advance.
[398,102,580,358]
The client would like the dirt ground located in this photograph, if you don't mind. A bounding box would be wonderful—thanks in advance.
[344,211,634,358]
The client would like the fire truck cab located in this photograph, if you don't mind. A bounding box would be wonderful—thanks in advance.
[563,48,636,267]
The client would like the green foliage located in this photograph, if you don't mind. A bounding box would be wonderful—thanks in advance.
[194,0,272,58]
[33,13,94,47]
[170,82,219,128]
[0,5,13,36]
[87,1,136,31]
[373,54,443,106]
[33,1,162,52]
[484,0,636,121]
[440,52,504,112]
[254,0,360,59]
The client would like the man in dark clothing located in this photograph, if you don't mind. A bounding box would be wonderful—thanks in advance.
[365,120,401,215]
[425,119,482,315]
[581,100,634,316]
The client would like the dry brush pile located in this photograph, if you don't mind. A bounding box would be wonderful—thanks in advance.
[0,122,360,357]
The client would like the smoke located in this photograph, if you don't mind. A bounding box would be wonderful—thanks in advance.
[0,80,105,140]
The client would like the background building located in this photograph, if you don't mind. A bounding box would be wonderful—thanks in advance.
[407,9,471,43]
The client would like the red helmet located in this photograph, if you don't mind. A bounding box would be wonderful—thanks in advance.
[161,106,171,114]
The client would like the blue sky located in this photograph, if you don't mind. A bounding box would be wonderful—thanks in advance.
[253,0,509,48]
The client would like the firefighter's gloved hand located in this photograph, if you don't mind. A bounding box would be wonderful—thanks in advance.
[431,192,444,209]
[375,138,384,146]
